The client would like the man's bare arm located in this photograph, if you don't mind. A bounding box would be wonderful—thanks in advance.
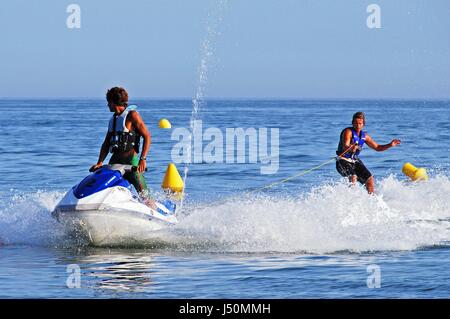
[97,132,112,164]
[130,111,151,173]
[90,132,111,171]
[130,111,151,157]
[343,129,353,149]
[365,134,401,152]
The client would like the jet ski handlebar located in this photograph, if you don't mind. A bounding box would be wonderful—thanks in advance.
[89,164,147,175]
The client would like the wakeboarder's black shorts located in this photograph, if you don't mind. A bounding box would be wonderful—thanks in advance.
[336,158,372,184]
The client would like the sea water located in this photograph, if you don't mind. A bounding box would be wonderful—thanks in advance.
[0,99,449,298]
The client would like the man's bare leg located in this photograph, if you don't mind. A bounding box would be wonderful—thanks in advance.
[138,190,158,210]
[142,197,157,210]
[349,175,357,186]
[365,176,374,194]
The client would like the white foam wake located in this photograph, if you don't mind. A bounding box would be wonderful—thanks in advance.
[0,175,449,253]
[173,175,450,253]
[0,190,66,246]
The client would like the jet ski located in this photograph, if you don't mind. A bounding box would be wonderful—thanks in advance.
[52,164,178,246]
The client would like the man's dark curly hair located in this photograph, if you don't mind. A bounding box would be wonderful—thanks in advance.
[106,87,129,107]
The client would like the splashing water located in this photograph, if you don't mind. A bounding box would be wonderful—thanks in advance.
[0,191,66,246]
[171,175,450,253]
[1,175,449,253]
[182,0,229,198]
[191,0,228,118]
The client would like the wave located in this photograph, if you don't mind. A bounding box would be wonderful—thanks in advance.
[173,175,450,253]
[0,190,66,246]
[1,175,449,253]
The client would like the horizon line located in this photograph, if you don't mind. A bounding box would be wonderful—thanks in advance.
[1,96,450,101]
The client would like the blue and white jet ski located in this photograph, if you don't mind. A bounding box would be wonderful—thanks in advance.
[52,164,178,246]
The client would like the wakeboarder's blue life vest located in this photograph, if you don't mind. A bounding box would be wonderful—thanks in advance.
[336,127,366,159]
[108,105,141,154]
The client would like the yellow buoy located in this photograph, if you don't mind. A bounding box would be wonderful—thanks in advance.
[402,162,428,181]
[162,163,184,193]
[158,118,172,129]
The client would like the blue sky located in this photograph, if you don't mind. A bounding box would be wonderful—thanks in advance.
[0,0,449,98]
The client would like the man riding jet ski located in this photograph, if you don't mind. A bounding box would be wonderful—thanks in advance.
[52,164,177,246]
[90,86,155,207]
[52,87,177,246]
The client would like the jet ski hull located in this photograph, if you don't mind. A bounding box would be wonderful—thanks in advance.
[55,208,175,247]
[53,170,178,247]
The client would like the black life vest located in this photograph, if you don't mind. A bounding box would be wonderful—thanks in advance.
[108,105,141,154]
